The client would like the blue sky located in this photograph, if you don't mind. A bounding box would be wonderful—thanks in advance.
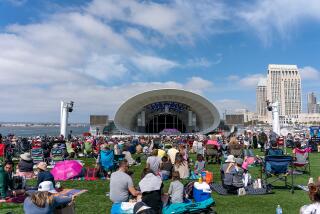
[0,0,320,122]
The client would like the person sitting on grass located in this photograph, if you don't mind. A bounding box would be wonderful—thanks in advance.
[300,177,320,214]
[16,153,35,179]
[147,149,162,175]
[36,162,55,188]
[1,160,25,198]
[109,159,140,203]
[23,181,74,214]
[168,171,184,204]
[174,154,189,179]
[160,156,172,180]
[265,140,283,156]
[194,154,205,175]
[122,146,136,166]
[139,168,163,214]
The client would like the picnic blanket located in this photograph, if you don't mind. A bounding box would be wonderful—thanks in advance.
[56,189,88,197]
[210,183,268,195]
[0,194,26,203]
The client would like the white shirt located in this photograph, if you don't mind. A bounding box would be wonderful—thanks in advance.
[300,202,320,214]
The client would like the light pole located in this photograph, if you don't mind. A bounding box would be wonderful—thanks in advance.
[60,101,74,139]
[267,100,280,135]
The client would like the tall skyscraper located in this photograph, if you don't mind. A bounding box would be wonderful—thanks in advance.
[267,64,301,122]
[307,92,319,113]
[256,78,267,119]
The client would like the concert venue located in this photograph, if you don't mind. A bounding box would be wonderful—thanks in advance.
[114,89,220,135]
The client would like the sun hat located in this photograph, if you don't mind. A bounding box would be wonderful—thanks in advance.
[235,158,244,165]
[225,155,235,163]
[38,181,57,194]
[20,153,32,161]
[37,162,47,171]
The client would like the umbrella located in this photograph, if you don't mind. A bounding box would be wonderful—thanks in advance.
[51,160,83,181]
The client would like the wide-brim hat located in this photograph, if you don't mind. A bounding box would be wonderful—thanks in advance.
[225,155,235,163]
[20,153,32,161]
[37,162,47,171]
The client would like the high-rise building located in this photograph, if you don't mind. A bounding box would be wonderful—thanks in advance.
[256,78,267,120]
[267,64,302,123]
[307,92,319,113]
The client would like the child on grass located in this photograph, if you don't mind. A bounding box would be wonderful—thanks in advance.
[194,154,205,175]
[168,171,184,204]
[160,156,173,180]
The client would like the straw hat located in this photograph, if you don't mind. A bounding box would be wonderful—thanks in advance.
[225,155,235,163]
[37,162,47,171]
[20,153,32,161]
[38,181,57,194]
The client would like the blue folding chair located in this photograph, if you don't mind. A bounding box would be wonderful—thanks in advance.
[100,150,115,171]
[263,155,294,193]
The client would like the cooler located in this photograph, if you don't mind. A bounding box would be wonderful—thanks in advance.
[193,182,212,202]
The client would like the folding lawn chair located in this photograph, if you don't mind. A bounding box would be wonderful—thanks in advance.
[31,148,44,164]
[293,148,311,174]
[262,155,294,193]
[50,147,64,165]
[100,150,115,172]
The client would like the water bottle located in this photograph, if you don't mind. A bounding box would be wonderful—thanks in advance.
[276,205,282,214]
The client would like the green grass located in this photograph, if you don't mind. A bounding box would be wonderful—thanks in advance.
[1,150,319,214]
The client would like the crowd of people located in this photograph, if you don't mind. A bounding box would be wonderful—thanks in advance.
[0,129,319,213]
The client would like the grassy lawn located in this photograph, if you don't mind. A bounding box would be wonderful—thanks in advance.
[1,149,319,214]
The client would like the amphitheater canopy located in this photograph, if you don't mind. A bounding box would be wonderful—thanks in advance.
[114,89,220,135]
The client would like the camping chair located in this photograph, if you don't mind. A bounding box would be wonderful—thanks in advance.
[84,141,93,157]
[205,144,220,164]
[293,148,311,174]
[31,148,44,164]
[100,150,115,172]
[265,148,284,156]
[50,147,64,165]
[262,155,294,193]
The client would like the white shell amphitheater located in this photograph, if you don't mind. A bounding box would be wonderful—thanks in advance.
[114,89,220,135]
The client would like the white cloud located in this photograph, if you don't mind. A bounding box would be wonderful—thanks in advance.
[0,78,213,122]
[87,0,229,43]
[227,75,240,81]
[131,55,179,74]
[184,77,213,93]
[5,0,27,6]
[238,0,320,45]
[214,99,251,114]
[238,74,266,88]
[300,66,320,80]
[125,28,145,42]
[186,58,211,67]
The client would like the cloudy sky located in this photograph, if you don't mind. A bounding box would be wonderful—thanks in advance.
[1,0,320,122]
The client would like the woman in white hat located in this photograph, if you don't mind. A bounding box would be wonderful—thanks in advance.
[16,153,35,179]
[23,181,75,214]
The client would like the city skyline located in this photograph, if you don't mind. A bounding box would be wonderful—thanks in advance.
[0,0,320,122]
